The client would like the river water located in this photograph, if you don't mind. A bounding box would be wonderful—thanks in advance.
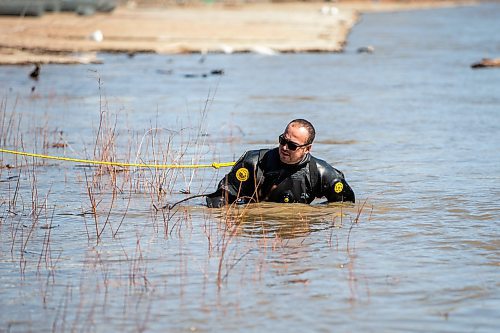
[1,3,499,332]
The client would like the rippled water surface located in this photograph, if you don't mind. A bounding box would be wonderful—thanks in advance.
[1,3,500,332]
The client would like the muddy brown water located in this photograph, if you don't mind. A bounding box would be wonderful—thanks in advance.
[1,3,500,332]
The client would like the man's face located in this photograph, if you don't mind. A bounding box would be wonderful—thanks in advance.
[278,123,312,164]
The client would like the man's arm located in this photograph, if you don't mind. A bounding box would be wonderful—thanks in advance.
[206,152,248,208]
[325,178,355,203]
[206,181,238,208]
[315,160,355,203]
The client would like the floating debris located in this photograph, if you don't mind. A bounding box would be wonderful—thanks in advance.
[51,142,68,148]
[0,175,18,182]
[40,224,58,230]
[357,45,375,54]
[210,69,224,76]
[156,69,173,75]
[183,69,225,78]
[471,58,500,69]
[29,63,40,80]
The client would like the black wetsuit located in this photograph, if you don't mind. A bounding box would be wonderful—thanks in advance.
[206,147,355,208]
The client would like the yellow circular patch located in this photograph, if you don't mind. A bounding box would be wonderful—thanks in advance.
[283,197,290,203]
[235,167,249,182]
[334,181,344,194]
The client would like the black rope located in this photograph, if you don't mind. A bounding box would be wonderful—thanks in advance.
[154,194,208,211]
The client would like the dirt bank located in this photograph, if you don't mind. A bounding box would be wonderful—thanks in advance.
[0,1,478,64]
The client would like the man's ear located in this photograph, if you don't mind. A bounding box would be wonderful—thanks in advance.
[304,144,312,154]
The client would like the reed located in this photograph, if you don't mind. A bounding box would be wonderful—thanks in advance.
[0,96,23,149]
[347,198,370,253]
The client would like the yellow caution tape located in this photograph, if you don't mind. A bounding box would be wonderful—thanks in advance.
[0,148,235,169]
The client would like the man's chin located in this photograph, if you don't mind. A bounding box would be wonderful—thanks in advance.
[279,153,292,164]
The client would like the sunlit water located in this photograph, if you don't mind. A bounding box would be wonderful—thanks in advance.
[1,3,500,332]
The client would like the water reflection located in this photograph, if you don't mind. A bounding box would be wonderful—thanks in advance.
[211,202,359,239]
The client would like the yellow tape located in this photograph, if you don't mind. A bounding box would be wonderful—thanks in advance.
[0,148,235,169]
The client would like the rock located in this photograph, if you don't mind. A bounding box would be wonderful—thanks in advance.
[471,58,500,69]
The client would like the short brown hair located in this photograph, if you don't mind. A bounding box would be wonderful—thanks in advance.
[288,119,316,144]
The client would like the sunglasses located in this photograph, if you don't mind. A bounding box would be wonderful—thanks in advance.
[278,134,310,151]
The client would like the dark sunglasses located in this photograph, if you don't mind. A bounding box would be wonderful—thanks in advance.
[278,134,310,151]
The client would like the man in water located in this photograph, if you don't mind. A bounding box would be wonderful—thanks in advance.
[206,119,355,208]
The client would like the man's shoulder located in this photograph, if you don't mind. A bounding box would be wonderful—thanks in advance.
[246,148,271,156]
[309,155,331,170]
[240,148,273,166]
[310,155,345,178]
[244,148,272,160]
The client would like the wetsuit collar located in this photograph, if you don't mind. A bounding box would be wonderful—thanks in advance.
[279,151,311,169]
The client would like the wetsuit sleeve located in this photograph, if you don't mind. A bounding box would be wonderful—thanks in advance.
[206,152,250,208]
[317,163,355,203]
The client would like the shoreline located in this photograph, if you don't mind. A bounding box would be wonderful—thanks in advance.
[0,1,480,65]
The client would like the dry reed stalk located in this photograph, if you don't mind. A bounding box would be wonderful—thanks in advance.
[333,199,371,304]
[93,108,119,177]
[203,213,215,256]
[139,126,176,209]
[84,169,101,243]
[346,198,369,253]
[208,179,270,289]
[328,213,340,248]
[36,204,55,272]
[128,233,152,291]
[177,92,212,194]
[76,75,135,241]
[35,115,51,156]
[8,169,21,214]
[0,96,23,149]
[82,169,120,242]
[215,203,243,289]
[113,179,133,238]
[52,283,72,331]
[20,160,52,258]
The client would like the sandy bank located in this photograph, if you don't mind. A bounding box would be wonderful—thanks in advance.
[0,1,478,65]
